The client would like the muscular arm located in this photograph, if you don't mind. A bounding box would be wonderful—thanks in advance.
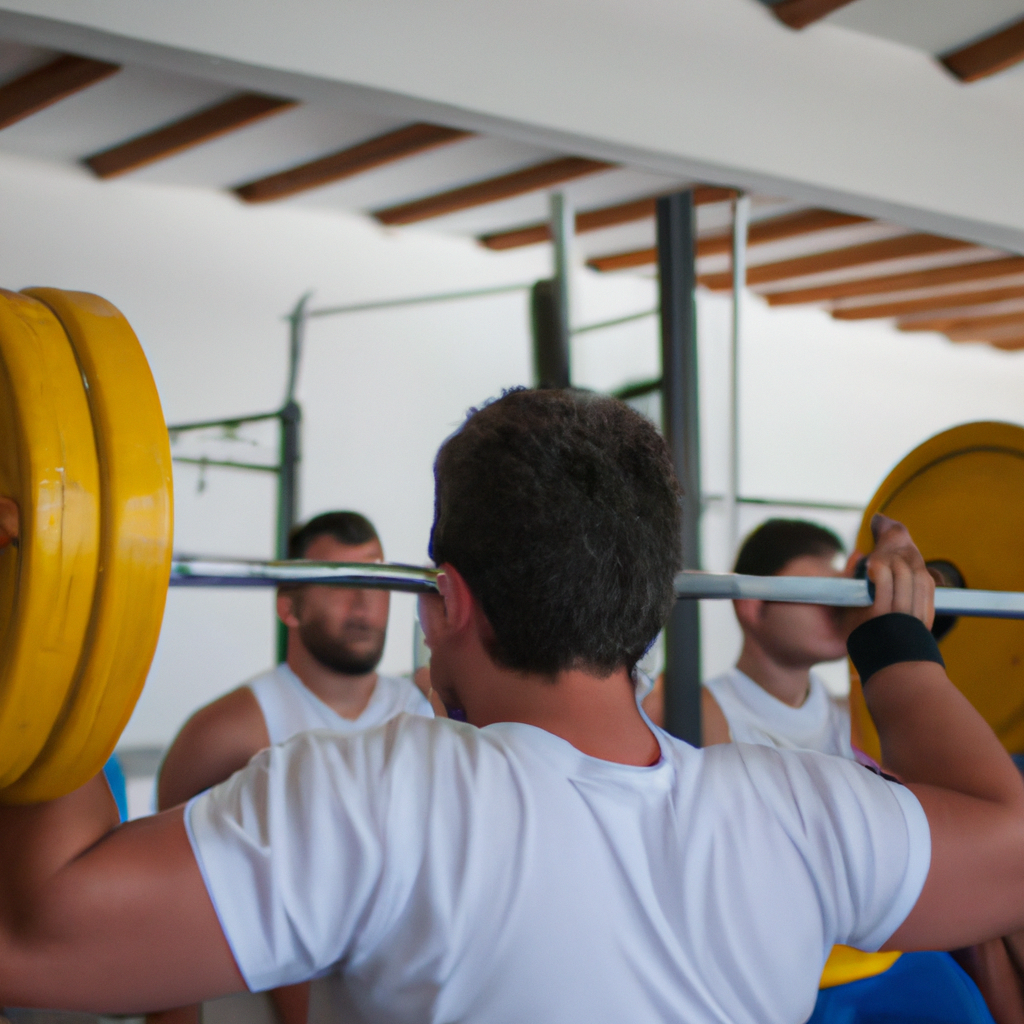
[0,775,244,1012]
[850,518,1024,951]
[877,660,1024,951]
[157,687,269,810]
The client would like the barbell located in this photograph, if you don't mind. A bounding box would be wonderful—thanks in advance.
[167,558,1024,620]
[3,287,1024,804]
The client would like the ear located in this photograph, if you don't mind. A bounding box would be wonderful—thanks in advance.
[732,597,764,632]
[418,563,477,647]
[276,589,301,629]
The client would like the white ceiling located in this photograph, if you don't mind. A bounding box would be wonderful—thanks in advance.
[825,0,1024,56]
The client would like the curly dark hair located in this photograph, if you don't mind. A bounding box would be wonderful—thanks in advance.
[429,388,682,676]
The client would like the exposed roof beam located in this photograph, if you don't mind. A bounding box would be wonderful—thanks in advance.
[374,157,613,226]
[698,208,871,257]
[831,283,1024,321]
[85,94,296,179]
[763,255,1024,306]
[768,0,858,31]
[0,54,119,131]
[899,309,1024,335]
[584,208,869,272]
[479,185,737,250]
[941,16,1024,83]
[235,123,472,204]
[700,234,975,290]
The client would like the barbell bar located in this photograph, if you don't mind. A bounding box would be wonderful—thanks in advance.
[167,560,1024,620]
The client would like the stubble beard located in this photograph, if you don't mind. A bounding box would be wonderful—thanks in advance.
[299,617,386,675]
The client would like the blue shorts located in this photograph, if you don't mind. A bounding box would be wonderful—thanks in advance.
[808,950,995,1024]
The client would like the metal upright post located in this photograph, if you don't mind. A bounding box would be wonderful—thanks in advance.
[550,191,573,350]
[276,295,309,661]
[727,194,750,558]
[530,192,573,388]
[658,190,702,746]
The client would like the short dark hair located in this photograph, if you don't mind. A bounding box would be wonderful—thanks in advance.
[733,519,843,577]
[429,388,682,676]
[288,511,380,559]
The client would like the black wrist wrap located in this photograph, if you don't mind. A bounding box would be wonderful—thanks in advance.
[847,613,945,684]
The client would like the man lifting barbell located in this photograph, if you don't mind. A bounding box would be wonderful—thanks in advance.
[3,385,1024,1024]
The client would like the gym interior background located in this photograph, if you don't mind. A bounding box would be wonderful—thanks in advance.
[4,0,1024,814]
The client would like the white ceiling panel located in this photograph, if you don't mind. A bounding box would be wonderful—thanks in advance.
[826,0,1024,56]
[0,61,231,163]
[283,134,556,215]
[124,103,406,189]
[400,167,685,238]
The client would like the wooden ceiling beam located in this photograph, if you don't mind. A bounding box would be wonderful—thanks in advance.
[941,17,1024,83]
[585,208,870,271]
[831,283,1024,321]
[479,185,737,250]
[0,54,119,131]
[899,309,1024,334]
[700,234,975,291]
[85,94,296,179]
[373,156,613,226]
[768,0,857,30]
[235,123,472,204]
[763,255,1024,306]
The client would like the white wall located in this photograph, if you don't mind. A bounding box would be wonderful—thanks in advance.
[4,150,1024,750]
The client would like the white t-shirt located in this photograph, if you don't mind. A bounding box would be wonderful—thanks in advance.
[187,715,929,1024]
[705,667,854,759]
[247,663,432,743]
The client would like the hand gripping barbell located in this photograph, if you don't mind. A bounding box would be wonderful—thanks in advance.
[3,288,1024,803]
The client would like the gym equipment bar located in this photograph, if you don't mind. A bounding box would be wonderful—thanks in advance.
[167,560,1024,620]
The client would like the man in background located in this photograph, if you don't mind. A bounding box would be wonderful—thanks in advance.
[150,511,432,1024]
[675,518,1003,1024]
[701,519,853,753]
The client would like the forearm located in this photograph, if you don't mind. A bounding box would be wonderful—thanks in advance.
[866,660,1024,810]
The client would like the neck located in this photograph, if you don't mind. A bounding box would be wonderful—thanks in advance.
[460,659,661,767]
[286,638,378,720]
[735,641,812,708]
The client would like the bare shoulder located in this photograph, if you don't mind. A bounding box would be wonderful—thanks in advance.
[701,687,732,746]
[157,686,270,810]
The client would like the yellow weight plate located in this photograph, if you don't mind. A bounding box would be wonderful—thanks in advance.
[0,290,100,789]
[2,290,172,804]
[849,422,1024,763]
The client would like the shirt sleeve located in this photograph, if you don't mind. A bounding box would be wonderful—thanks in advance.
[743,744,931,952]
[185,726,405,992]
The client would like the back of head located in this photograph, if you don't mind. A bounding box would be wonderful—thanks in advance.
[429,388,682,676]
[288,511,380,559]
[733,518,843,577]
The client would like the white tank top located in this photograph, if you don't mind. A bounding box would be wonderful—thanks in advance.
[704,667,853,759]
[248,663,432,744]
